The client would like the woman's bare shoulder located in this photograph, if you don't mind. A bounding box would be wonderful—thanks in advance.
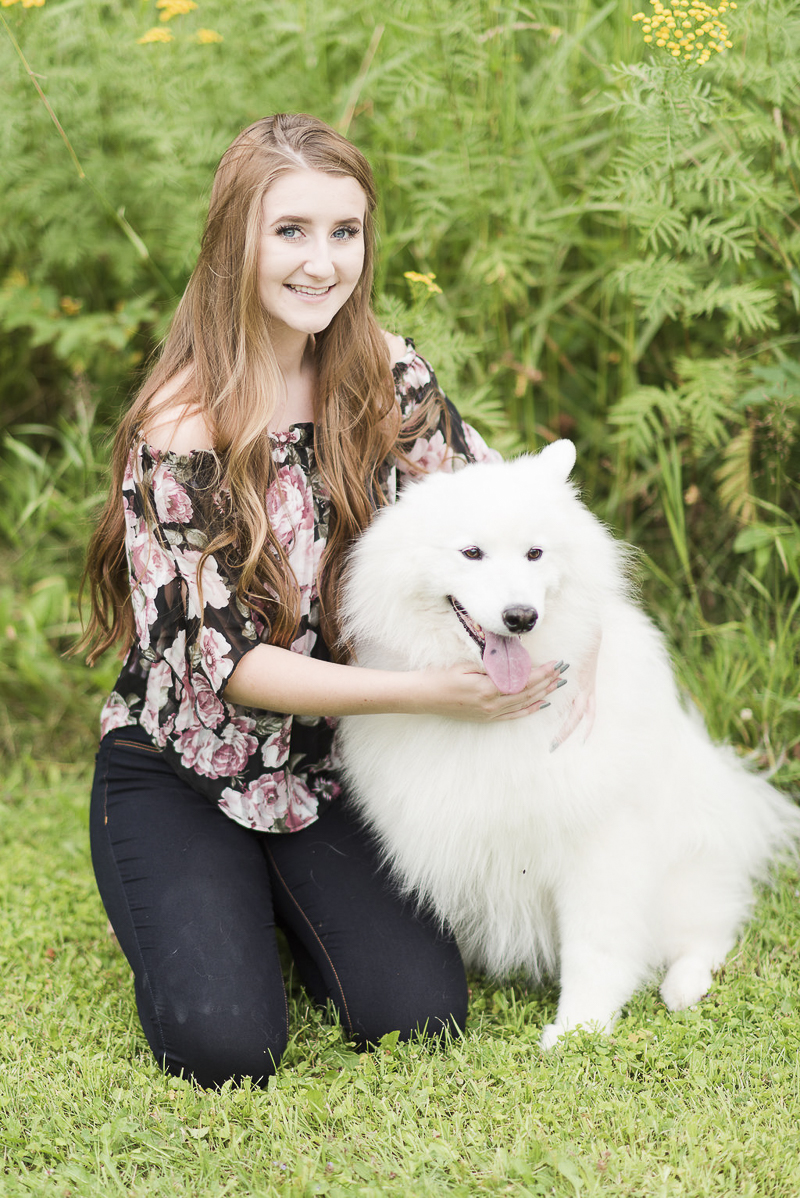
[141,365,214,453]
[381,330,410,368]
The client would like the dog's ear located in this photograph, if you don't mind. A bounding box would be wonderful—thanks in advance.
[534,439,577,483]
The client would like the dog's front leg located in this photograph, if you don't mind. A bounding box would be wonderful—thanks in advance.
[541,825,656,1049]
[540,944,645,1049]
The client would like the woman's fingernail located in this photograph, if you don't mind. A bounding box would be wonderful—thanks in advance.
[558,662,570,674]
[539,701,551,709]
[553,660,564,672]
[556,678,568,689]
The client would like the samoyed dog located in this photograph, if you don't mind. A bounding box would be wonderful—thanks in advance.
[337,440,800,1047]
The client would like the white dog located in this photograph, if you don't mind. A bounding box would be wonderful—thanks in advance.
[337,441,800,1047]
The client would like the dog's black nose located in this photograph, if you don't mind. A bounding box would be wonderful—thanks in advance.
[502,605,538,634]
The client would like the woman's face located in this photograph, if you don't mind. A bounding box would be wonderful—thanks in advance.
[258,168,367,340]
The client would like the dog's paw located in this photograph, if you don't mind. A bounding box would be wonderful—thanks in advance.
[660,956,713,1011]
[539,1016,615,1050]
[539,1022,564,1051]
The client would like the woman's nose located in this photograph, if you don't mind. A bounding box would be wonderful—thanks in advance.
[303,239,334,278]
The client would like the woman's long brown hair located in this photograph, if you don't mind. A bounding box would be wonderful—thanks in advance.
[81,114,443,666]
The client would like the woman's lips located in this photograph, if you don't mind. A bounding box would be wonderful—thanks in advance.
[284,283,335,300]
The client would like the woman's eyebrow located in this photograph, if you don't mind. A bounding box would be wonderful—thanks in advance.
[271,213,364,225]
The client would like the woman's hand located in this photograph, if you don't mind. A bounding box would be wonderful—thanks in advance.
[406,659,567,723]
[551,628,601,750]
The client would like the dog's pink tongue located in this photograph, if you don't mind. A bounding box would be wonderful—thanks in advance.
[482,632,531,694]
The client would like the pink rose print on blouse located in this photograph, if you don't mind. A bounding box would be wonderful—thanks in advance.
[168,630,222,734]
[141,660,174,746]
[122,493,140,547]
[191,672,227,729]
[219,772,288,830]
[266,465,314,555]
[100,691,134,738]
[210,718,259,776]
[261,719,292,769]
[128,512,179,647]
[164,629,190,688]
[197,626,234,691]
[463,423,502,465]
[219,769,319,832]
[284,774,322,831]
[268,428,303,465]
[172,546,231,620]
[174,680,196,733]
[176,717,257,779]
[164,627,187,667]
[131,587,158,650]
[290,628,317,657]
[174,668,226,733]
[405,429,452,474]
[129,521,176,595]
[174,726,218,776]
[152,462,194,525]
[399,357,432,392]
[123,452,135,492]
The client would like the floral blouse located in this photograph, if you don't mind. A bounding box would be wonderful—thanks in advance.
[100,341,499,833]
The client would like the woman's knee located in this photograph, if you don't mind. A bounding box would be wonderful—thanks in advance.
[342,970,468,1050]
[159,1036,286,1089]
[136,977,289,1089]
[149,1015,288,1089]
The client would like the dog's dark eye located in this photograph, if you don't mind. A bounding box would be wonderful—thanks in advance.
[527,548,543,561]
[461,546,484,561]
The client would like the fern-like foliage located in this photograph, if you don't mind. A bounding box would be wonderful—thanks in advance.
[1,0,798,604]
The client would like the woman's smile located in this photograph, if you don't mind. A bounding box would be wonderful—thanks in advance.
[259,168,367,338]
[284,282,336,298]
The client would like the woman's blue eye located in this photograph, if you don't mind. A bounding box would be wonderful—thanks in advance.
[276,224,359,241]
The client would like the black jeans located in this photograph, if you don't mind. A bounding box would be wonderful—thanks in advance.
[90,725,467,1088]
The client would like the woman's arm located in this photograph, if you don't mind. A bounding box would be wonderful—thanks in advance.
[224,643,565,723]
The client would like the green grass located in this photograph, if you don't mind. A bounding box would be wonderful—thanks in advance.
[2,760,800,1197]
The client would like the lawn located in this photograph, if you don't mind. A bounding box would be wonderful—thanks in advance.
[2,758,799,1197]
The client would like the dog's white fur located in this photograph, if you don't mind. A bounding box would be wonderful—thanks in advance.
[337,441,800,1047]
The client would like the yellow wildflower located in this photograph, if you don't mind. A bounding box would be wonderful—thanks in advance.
[632,0,733,63]
[137,26,174,43]
[0,0,21,7]
[22,0,46,7]
[157,0,197,20]
[195,27,224,43]
[404,271,443,295]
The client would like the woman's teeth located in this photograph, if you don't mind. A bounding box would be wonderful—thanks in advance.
[287,284,333,295]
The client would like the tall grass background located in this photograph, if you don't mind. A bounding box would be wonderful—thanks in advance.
[2,0,798,778]
[1,1,799,1193]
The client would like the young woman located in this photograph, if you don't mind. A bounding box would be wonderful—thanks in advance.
[83,113,566,1088]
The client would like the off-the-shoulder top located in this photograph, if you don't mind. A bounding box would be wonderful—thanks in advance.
[99,341,500,832]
